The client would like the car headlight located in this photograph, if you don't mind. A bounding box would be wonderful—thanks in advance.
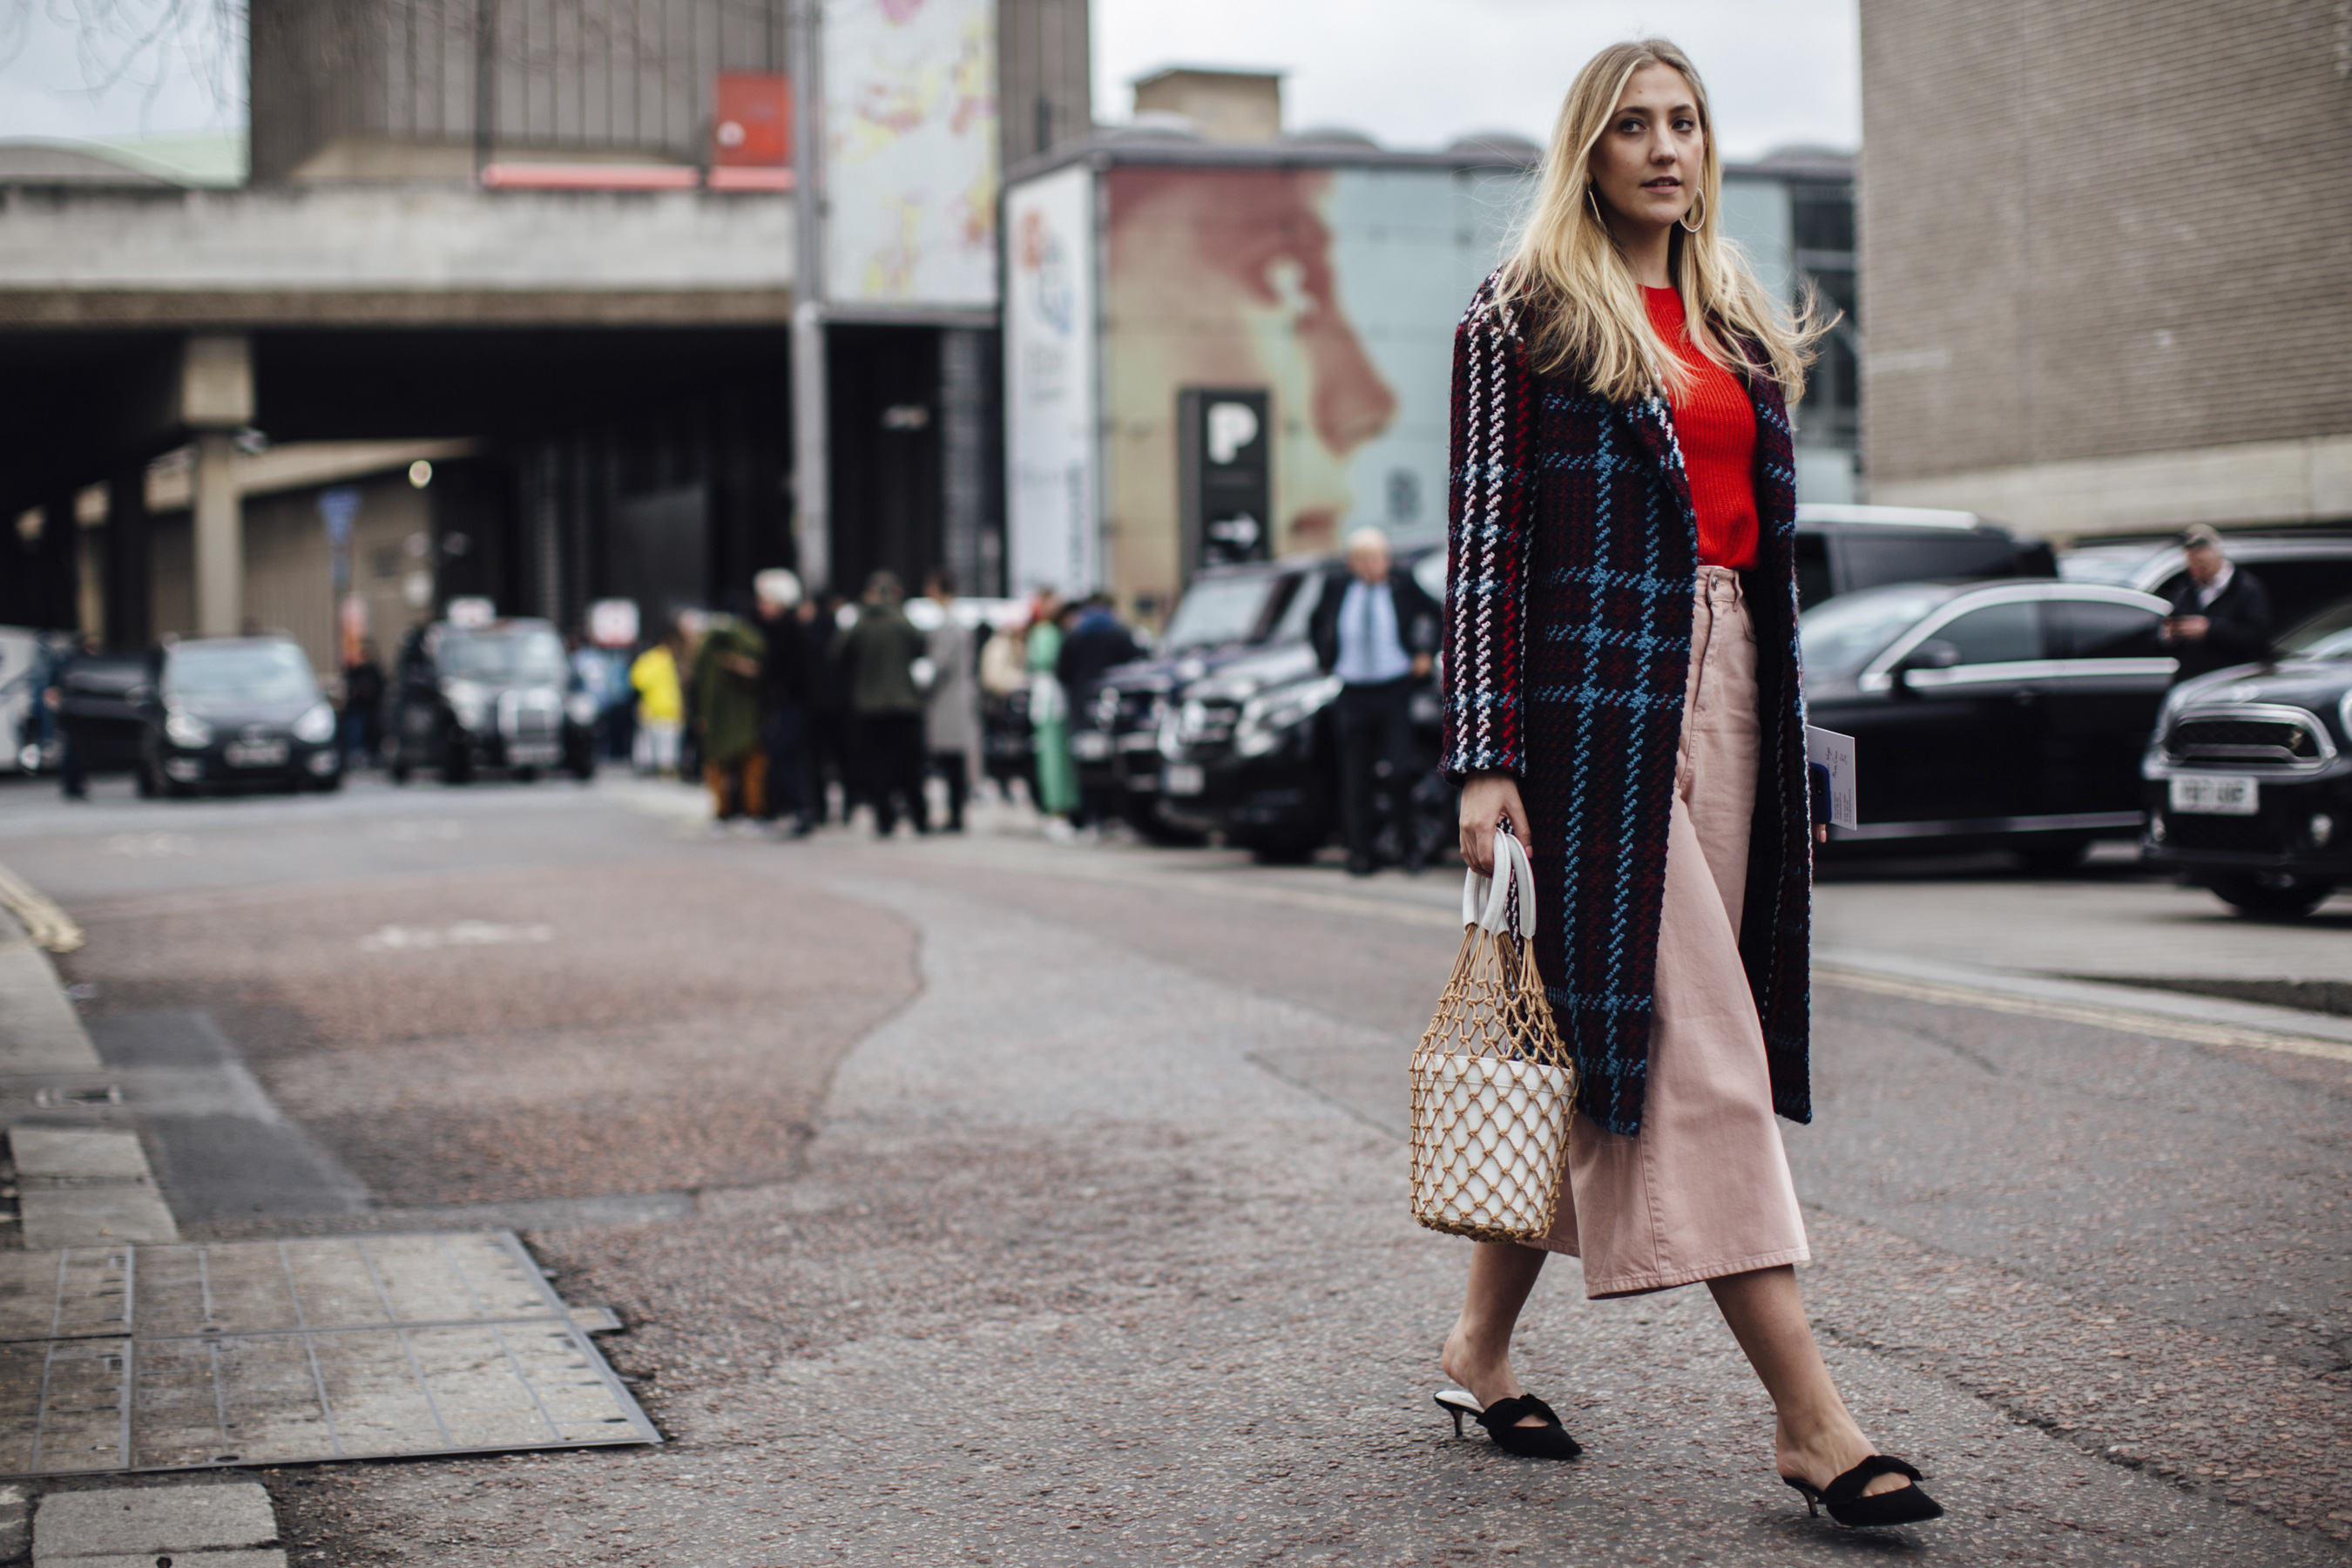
[444,679,490,730]
[292,702,337,744]
[164,709,213,747]
[565,693,598,727]
[1234,676,1342,758]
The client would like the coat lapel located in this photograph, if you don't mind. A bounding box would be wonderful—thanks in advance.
[1621,394,1699,549]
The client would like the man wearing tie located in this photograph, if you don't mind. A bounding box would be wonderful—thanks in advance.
[1312,528,1442,875]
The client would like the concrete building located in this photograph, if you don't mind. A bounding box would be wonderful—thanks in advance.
[0,0,1091,673]
[1858,0,2352,539]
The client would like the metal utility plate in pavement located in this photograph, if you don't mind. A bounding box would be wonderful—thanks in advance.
[0,1231,659,1475]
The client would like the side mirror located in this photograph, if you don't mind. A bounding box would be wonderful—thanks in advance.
[1892,639,1961,691]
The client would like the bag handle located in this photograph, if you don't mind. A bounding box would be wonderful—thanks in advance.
[1460,824,1538,941]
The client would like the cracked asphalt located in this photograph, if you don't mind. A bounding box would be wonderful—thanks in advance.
[2,773,2345,1565]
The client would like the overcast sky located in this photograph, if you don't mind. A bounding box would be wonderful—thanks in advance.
[0,0,1859,159]
[1097,0,1860,159]
[0,0,241,140]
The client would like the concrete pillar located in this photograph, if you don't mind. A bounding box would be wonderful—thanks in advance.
[104,463,152,651]
[939,328,990,594]
[193,433,242,635]
[179,335,253,639]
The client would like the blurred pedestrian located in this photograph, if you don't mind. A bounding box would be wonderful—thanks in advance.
[2161,525,2273,681]
[1024,589,1078,829]
[922,569,980,833]
[341,639,385,767]
[808,591,855,822]
[753,569,816,835]
[692,605,767,822]
[1434,39,1942,1530]
[630,624,685,777]
[978,611,1031,801]
[1056,594,1143,829]
[833,571,929,836]
[1312,529,1439,875]
[47,633,99,801]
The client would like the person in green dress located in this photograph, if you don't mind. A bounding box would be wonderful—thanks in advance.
[1024,590,1078,821]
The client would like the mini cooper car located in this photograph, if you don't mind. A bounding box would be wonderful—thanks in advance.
[139,636,343,796]
[2140,597,2352,917]
[387,617,597,784]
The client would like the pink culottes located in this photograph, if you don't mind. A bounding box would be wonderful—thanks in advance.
[1534,565,1810,1297]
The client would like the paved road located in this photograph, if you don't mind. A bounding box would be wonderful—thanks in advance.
[2,773,2345,1565]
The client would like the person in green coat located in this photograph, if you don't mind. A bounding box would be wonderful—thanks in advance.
[691,612,767,821]
[1024,589,1078,822]
[832,571,934,837]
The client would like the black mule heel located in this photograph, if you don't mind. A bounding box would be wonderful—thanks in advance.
[1783,1455,1944,1528]
[1433,1389,1484,1439]
[1434,1389,1581,1459]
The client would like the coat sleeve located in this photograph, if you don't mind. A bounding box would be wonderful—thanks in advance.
[1440,280,1539,781]
[2206,573,2274,663]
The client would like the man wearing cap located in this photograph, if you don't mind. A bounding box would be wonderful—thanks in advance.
[2160,526,2274,682]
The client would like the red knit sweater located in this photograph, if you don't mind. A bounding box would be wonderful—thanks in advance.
[1644,287,1758,571]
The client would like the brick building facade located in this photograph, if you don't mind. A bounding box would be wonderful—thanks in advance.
[1859,0,2352,537]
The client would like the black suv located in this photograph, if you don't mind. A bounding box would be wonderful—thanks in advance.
[1795,504,2056,610]
[139,635,343,796]
[1152,545,1447,861]
[2140,596,2352,917]
[388,618,597,784]
[1067,558,1335,842]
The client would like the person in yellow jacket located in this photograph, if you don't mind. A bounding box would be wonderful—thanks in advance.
[629,627,686,777]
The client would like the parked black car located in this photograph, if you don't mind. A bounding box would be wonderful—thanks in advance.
[2061,531,2352,637]
[2140,596,2352,917]
[1152,545,1448,861]
[388,618,597,784]
[1801,578,2178,867]
[138,635,343,796]
[1068,557,1332,842]
[1794,504,2056,610]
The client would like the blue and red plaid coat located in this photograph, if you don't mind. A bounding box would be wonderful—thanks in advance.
[1440,272,1812,1138]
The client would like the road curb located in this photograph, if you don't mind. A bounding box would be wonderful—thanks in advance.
[1817,944,2352,1063]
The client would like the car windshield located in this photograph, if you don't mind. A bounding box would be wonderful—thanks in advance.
[2276,598,2352,659]
[437,627,568,683]
[1800,586,1951,677]
[165,642,318,703]
[1161,576,1275,651]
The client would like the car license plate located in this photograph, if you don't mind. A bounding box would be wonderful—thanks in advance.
[509,742,560,767]
[224,740,288,767]
[2169,774,2258,814]
[1071,730,1113,761]
[1162,762,1205,797]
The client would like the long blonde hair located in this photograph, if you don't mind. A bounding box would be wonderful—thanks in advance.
[1496,38,1828,405]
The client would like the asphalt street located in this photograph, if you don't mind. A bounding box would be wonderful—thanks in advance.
[2,770,2345,1566]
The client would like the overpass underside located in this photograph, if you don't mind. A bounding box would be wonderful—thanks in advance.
[0,182,996,658]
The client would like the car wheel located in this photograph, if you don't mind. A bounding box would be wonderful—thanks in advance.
[515,767,540,784]
[441,744,472,786]
[136,757,157,799]
[389,757,410,784]
[1241,831,1324,865]
[2012,837,2092,875]
[571,757,597,782]
[1126,805,1206,848]
[2205,875,2335,920]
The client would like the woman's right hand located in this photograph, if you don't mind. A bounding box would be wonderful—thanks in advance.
[1457,772,1529,875]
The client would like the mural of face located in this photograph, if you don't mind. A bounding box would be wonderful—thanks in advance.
[1106,166,1400,595]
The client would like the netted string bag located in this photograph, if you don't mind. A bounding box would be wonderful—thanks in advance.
[1409,825,1578,1243]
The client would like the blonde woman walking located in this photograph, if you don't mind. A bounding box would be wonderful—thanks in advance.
[1432,38,1943,1531]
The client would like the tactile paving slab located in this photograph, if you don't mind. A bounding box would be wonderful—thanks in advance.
[0,1232,657,1475]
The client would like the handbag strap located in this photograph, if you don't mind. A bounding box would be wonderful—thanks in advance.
[1459,825,1538,941]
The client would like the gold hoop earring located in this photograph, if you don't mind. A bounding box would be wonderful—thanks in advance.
[1586,185,1604,223]
[1679,190,1707,233]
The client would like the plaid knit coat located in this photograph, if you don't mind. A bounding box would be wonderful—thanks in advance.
[1440,272,1813,1138]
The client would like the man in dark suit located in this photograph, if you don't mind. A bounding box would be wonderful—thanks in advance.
[2161,525,2273,681]
[1311,529,1441,875]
